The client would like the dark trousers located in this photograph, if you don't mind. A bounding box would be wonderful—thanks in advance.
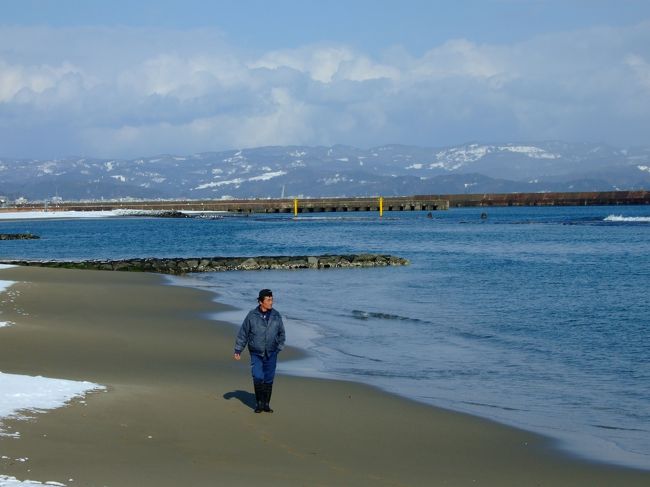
[250,351,278,384]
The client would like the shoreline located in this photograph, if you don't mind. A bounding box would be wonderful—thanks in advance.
[167,271,650,472]
[0,266,649,486]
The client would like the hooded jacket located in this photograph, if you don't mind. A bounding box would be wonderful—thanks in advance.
[234,307,286,356]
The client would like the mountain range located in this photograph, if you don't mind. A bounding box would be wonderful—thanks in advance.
[1,142,649,201]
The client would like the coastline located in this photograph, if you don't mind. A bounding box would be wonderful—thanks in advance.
[0,266,648,486]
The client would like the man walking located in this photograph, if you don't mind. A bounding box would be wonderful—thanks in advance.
[233,289,286,413]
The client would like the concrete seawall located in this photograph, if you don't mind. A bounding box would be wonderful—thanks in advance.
[441,190,650,207]
[1,191,647,215]
[2,196,448,214]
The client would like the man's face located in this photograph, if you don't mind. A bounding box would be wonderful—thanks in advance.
[259,296,273,312]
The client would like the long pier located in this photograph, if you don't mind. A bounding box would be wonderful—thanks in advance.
[3,196,449,214]
[1,191,648,214]
[441,190,649,207]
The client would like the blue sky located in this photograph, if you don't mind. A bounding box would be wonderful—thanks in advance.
[2,1,650,157]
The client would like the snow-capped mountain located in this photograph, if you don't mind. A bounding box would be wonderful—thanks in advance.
[1,142,649,201]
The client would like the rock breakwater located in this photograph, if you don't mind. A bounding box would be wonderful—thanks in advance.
[0,233,39,240]
[0,254,409,275]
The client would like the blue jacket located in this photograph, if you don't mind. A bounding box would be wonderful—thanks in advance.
[234,307,286,356]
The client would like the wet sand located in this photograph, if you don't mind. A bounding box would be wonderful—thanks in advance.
[0,266,648,486]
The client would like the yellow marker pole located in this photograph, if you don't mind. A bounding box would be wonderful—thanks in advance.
[293,198,298,217]
[379,196,383,217]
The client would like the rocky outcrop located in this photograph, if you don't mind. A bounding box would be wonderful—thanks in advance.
[0,254,409,275]
[149,210,192,218]
[0,233,40,240]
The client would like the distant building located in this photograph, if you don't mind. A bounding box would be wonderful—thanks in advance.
[15,197,28,205]
[0,196,7,207]
[51,196,64,204]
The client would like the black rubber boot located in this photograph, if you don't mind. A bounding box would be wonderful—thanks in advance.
[253,382,264,413]
[263,383,274,413]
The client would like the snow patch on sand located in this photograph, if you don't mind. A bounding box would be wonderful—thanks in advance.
[0,370,103,486]
[0,277,15,327]
[0,475,67,486]
[0,269,103,486]
[0,279,14,293]
[0,372,104,437]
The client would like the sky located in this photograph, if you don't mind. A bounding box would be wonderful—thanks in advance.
[1,0,650,158]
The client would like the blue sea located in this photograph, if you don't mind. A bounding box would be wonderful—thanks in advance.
[1,206,649,469]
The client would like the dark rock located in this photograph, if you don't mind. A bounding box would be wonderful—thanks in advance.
[0,254,410,275]
[153,211,191,218]
[0,233,40,240]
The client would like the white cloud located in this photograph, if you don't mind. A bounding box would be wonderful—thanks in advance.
[250,45,399,82]
[625,53,650,89]
[0,59,88,102]
[117,53,251,98]
[251,46,353,82]
[411,39,508,80]
[1,21,650,157]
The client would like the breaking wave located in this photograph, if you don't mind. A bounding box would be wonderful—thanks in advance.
[604,215,650,223]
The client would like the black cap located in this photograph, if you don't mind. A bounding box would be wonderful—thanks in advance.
[258,289,273,301]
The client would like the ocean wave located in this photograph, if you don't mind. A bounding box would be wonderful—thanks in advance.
[604,215,650,222]
[459,400,524,412]
[590,423,648,432]
[351,309,429,324]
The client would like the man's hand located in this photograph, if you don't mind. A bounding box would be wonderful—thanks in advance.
[233,352,241,361]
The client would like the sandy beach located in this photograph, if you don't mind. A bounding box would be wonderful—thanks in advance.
[0,265,648,486]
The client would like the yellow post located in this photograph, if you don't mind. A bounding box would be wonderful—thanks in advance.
[379,196,383,217]
[293,198,298,216]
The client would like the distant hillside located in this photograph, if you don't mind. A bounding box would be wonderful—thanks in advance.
[1,142,649,201]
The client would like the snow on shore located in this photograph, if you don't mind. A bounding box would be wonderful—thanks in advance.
[0,372,104,439]
[0,210,125,220]
[0,268,104,486]
[0,274,15,328]
[0,209,227,220]
[0,475,66,486]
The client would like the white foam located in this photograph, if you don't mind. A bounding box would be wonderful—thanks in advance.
[0,265,16,270]
[604,214,650,222]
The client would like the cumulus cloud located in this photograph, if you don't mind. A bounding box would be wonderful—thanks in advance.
[0,59,88,103]
[410,39,509,80]
[625,53,650,89]
[117,52,251,98]
[1,22,649,158]
[250,45,400,82]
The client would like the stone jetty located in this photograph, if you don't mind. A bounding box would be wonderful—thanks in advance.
[0,254,409,275]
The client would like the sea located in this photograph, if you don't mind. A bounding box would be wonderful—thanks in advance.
[1,205,648,470]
